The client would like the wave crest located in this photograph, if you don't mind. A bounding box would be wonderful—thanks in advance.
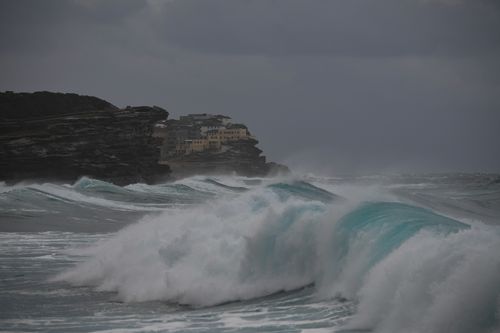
[53,179,500,332]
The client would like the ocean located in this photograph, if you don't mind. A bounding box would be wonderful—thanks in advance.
[1,174,499,333]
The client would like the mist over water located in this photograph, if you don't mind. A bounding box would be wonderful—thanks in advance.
[1,174,500,332]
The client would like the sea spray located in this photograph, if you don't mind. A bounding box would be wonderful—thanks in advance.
[54,186,342,305]
[348,226,500,333]
[50,177,500,332]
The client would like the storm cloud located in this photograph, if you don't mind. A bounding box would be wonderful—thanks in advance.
[159,0,500,57]
[1,0,499,173]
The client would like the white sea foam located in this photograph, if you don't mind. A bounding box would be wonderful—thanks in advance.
[346,225,500,333]
[53,178,500,333]
[54,187,341,305]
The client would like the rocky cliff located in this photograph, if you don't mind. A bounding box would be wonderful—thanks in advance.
[156,115,289,177]
[163,139,261,177]
[0,91,170,185]
[164,140,289,177]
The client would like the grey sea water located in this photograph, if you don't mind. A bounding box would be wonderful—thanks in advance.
[1,174,500,333]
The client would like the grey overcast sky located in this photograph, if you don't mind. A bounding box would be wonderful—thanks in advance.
[1,0,499,174]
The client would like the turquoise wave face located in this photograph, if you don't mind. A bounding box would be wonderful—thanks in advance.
[240,199,471,300]
[268,181,343,203]
[333,202,469,269]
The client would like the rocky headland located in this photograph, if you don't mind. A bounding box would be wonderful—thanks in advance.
[154,114,289,178]
[0,91,169,185]
[1,91,288,184]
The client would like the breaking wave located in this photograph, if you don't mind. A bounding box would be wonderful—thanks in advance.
[52,178,500,333]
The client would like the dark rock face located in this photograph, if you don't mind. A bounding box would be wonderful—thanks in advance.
[161,137,289,178]
[0,91,170,185]
[163,139,265,177]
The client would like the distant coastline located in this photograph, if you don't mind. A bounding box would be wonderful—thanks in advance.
[0,91,288,185]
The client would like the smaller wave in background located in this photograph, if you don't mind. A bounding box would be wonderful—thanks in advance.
[0,176,251,232]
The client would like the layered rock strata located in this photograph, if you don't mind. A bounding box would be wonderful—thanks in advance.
[0,91,169,185]
[162,139,271,177]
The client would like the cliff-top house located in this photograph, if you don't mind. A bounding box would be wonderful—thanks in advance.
[154,114,255,160]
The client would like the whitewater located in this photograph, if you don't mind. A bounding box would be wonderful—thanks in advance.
[1,174,499,333]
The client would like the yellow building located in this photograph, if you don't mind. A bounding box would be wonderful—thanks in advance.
[175,138,220,155]
[175,128,250,155]
[208,128,249,143]
[190,139,209,152]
